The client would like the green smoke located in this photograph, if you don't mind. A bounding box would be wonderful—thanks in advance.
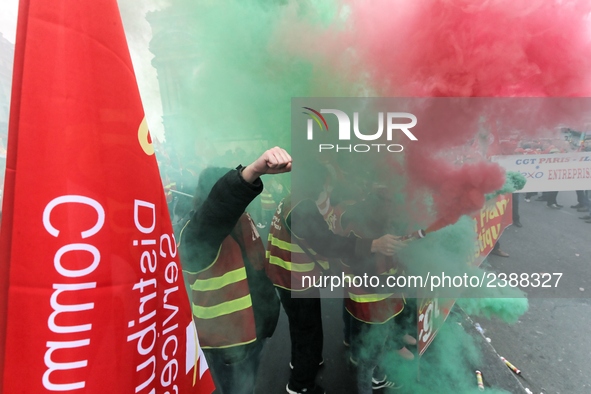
[379,314,511,393]
[457,297,528,324]
[485,171,527,200]
[159,0,350,162]
[146,1,530,392]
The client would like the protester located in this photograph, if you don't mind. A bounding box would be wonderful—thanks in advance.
[337,189,413,393]
[178,147,291,394]
[265,161,405,394]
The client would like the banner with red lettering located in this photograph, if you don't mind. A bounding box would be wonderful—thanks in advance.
[492,152,591,192]
[0,1,214,393]
[417,194,513,356]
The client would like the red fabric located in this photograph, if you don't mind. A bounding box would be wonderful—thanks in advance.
[0,1,214,392]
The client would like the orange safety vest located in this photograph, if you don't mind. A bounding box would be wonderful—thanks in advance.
[265,196,330,291]
[182,216,258,349]
[337,211,404,324]
[342,259,404,324]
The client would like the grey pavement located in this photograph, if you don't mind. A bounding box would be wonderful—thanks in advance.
[479,191,591,394]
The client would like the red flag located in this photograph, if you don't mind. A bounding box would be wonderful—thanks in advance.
[0,1,215,393]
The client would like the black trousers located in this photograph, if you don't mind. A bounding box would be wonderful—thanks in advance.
[204,340,265,394]
[576,190,590,206]
[512,193,520,222]
[277,287,323,390]
[544,191,559,205]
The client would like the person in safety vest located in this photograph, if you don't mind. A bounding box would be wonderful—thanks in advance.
[265,161,406,394]
[337,189,416,394]
[257,176,288,243]
[179,147,292,394]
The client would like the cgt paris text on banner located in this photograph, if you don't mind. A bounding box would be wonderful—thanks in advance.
[492,152,591,193]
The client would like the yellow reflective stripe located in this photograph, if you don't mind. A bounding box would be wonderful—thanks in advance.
[317,260,330,270]
[348,293,393,303]
[268,255,316,273]
[190,267,247,292]
[193,294,252,319]
[269,236,304,253]
[269,235,319,257]
[201,337,257,350]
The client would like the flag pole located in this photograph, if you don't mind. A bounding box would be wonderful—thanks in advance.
[0,0,30,386]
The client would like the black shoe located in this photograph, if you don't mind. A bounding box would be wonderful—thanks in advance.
[571,203,584,209]
[580,215,591,220]
[513,220,523,228]
[286,383,325,394]
[586,219,591,224]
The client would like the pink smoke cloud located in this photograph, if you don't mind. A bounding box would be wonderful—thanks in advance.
[276,0,591,227]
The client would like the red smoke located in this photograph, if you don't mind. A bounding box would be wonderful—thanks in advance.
[343,0,591,97]
[278,0,591,228]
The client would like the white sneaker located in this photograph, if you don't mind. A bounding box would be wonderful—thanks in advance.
[286,383,325,394]
[372,376,403,390]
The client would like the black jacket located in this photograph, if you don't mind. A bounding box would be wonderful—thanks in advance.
[179,167,280,352]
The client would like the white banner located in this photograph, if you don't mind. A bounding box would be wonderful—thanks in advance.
[491,152,591,192]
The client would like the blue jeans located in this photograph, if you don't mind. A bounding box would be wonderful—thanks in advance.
[204,339,265,394]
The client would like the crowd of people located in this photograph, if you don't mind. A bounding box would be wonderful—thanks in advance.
[157,131,590,393]
[168,146,418,394]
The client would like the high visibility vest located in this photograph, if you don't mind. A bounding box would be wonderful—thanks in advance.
[261,188,276,211]
[338,214,404,324]
[265,196,330,291]
[343,258,404,324]
[182,217,257,349]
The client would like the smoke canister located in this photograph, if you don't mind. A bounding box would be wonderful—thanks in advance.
[500,356,521,375]
[401,229,426,240]
[475,370,484,391]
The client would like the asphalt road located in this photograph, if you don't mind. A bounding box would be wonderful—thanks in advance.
[479,192,591,394]
[255,191,591,394]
